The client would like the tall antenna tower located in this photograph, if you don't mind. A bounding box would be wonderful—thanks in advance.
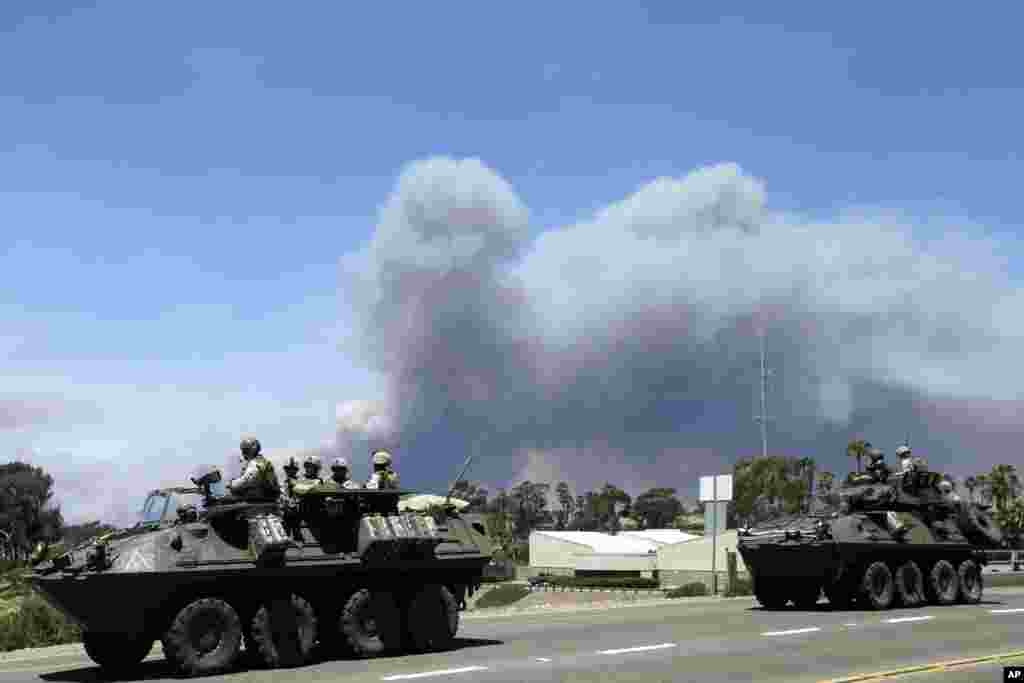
[753,327,772,458]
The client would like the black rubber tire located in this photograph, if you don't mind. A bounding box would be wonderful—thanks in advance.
[860,562,894,610]
[791,584,822,609]
[403,584,459,653]
[161,597,243,677]
[957,560,983,604]
[250,594,318,669]
[894,561,926,607]
[340,589,403,657]
[82,632,154,674]
[926,560,960,605]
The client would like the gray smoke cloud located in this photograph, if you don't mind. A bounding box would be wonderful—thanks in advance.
[339,157,1024,497]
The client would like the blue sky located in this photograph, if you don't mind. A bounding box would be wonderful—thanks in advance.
[2,2,1023,523]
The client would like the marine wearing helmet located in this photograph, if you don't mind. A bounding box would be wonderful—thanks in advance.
[365,449,399,490]
[939,479,961,505]
[896,445,928,474]
[865,447,891,483]
[292,454,325,496]
[331,457,361,490]
[228,437,281,500]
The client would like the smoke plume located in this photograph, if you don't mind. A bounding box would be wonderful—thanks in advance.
[339,157,1023,496]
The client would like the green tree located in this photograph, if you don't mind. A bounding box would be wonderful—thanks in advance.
[995,498,1024,549]
[987,464,1020,512]
[509,481,551,537]
[846,440,868,474]
[555,482,574,529]
[450,479,488,512]
[0,462,64,560]
[632,488,684,529]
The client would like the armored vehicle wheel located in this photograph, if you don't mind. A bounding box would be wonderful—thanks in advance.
[860,562,894,610]
[753,578,788,610]
[250,594,318,669]
[403,584,459,653]
[161,597,243,677]
[82,632,154,674]
[340,589,402,657]
[894,561,926,607]
[926,560,959,605]
[957,560,983,604]
[791,584,822,609]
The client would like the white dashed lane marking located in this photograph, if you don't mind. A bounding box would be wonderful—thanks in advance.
[535,657,551,662]
[884,616,935,624]
[762,627,821,636]
[381,666,489,680]
[598,643,677,655]
[990,608,1024,614]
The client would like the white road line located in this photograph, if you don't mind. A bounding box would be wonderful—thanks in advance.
[990,608,1024,614]
[598,643,677,655]
[884,616,935,624]
[535,657,551,662]
[844,623,858,627]
[761,627,821,636]
[381,666,489,680]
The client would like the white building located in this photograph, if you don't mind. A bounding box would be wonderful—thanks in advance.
[529,530,699,575]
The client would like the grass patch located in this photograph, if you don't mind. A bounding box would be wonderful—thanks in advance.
[0,594,81,652]
[665,582,708,598]
[474,584,531,609]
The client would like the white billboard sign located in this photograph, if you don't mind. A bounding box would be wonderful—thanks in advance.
[699,474,733,502]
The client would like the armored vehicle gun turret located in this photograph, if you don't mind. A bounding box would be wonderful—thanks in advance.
[738,465,1004,611]
[28,465,493,677]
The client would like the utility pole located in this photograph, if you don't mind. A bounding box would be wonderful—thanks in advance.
[753,327,771,459]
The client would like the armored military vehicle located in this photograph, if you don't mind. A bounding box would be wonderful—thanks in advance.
[737,467,1004,611]
[28,466,493,677]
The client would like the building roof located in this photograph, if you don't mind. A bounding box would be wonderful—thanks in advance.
[620,529,700,545]
[532,531,660,555]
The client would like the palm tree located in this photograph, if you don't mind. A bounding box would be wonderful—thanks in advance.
[846,440,869,474]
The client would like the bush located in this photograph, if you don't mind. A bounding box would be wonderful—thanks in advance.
[474,584,531,609]
[665,582,708,598]
[0,594,81,652]
[725,577,754,597]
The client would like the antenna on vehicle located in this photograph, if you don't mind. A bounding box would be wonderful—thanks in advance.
[445,439,481,506]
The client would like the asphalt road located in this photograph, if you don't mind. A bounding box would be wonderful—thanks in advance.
[3,588,1024,683]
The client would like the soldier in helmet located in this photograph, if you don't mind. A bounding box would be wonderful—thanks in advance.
[292,454,324,496]
[865,447,892,483]
[228,437,281,500]
[331,457,361,490]
[896,445,928,474]
[365,449,399,490]
[938,479,962,506]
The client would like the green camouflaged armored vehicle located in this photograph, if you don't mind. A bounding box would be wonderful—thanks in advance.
[738,467,1004,611]
[28,466,493,677]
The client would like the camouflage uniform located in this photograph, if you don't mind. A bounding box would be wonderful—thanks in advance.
[228,438,281,499]
[365,450,399,489]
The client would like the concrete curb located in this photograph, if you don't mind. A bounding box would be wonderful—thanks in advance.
[819,650,1024,682]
